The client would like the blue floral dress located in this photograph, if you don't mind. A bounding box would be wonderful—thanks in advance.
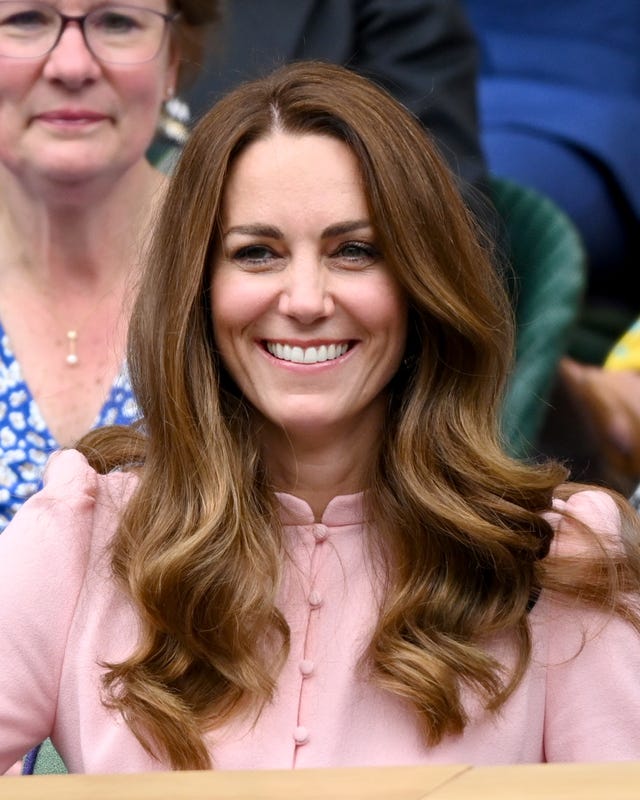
[0,323,139,533]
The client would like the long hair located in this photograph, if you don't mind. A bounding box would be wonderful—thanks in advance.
[78,61,640,769]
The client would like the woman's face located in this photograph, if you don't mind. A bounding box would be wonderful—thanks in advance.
[211,131,408,444]
[0,0,178,186]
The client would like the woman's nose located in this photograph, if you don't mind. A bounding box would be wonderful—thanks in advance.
[42,23,101,88]
[278,260,335,323]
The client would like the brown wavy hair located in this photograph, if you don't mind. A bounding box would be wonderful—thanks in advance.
[78,61,640,769]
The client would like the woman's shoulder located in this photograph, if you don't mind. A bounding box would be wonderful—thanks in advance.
[544,488,624,557]
[0,449,138,648]
[1,448,137,555]
[550,488,621,530]
[38,447,101,494]
[35,447,136,508]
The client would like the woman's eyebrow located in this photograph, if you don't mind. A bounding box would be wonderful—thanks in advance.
[224,224,283,238]
[321,220,371,238]
[223,220,372,239]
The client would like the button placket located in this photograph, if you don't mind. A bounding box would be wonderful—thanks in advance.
[292,522,330,754]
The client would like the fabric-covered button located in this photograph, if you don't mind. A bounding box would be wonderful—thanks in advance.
[308,590,323,608]
[294,725,310,745]
[313,524,328,542]
[299,659,314,677]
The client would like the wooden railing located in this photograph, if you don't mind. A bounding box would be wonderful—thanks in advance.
[2,762,639,799]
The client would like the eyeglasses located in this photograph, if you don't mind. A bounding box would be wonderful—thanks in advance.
[0,2,178,64]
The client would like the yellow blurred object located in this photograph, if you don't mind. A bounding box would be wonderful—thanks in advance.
[604,318,640,371]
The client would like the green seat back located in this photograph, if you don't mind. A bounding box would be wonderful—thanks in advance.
[493,176,587,458]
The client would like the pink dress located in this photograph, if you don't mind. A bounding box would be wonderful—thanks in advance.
[0,449,639,773]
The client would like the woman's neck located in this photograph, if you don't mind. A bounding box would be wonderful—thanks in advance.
[259,410,385,521]
[0,158,166,287]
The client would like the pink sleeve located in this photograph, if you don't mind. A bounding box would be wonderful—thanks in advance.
[0,449,98,771]
[544,490,640,761]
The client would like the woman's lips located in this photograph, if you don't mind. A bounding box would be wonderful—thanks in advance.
[35,110,109,125]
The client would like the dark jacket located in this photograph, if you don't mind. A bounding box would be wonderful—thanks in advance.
[184,0,491,215]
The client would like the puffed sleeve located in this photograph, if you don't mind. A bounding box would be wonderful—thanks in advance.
[0,449,99,771]
[543,490,640,761]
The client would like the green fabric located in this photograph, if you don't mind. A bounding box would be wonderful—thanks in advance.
[146,137,182,175]
[33,738,68,774]
[494,176,587,458]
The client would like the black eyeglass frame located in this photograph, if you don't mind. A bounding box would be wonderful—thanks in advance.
[0,2,179,64]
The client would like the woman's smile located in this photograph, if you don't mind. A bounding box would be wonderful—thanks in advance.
[263,340,353,365]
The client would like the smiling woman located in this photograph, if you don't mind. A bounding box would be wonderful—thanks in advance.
[0,0,219,532]
[0,61,640,773]
[212,132,407,490]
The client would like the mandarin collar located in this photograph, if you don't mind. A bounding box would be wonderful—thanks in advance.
[276,491,366,527]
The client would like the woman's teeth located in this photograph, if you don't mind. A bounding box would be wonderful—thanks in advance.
[265,342,349,364]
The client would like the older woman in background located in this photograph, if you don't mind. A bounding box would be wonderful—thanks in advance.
[0,0,219,530]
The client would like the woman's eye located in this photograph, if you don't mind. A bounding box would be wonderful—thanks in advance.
[91,11,140,34]
[1,10,50,30]
[334,241,380,266]
[231,245,277,266]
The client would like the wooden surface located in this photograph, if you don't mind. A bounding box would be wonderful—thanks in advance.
[429,762,640,800]
[0,764,468,800]
[2,762,640,800]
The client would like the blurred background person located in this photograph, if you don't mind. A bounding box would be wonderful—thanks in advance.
[180,0,494,230]
[552,322,640,496]
[464,1,640,488]
[465,0,640,336]
[0,0,219,532]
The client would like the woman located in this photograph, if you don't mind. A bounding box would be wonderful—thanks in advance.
[1,62,639,773]
[0,0,219,531]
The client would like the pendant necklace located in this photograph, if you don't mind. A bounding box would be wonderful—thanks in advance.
[61,296,122,368]
[66,329,79,366]
[51,281,127,368]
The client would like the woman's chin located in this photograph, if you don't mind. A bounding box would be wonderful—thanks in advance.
[263,412,341,442]
[19,141,145,191]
